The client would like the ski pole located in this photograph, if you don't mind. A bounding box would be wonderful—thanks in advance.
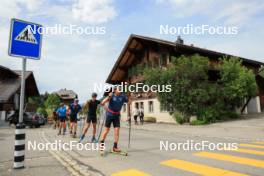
[128,117,131,148]
[79,116,83,137]
[97,106,106,141]
[97,108,102,133]
[127,91,132,149]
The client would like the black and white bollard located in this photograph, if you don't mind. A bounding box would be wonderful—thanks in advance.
[14,123,26,169]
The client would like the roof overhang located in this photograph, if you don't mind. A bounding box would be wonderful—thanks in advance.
[0,70,39,103]
[106,34,264,84]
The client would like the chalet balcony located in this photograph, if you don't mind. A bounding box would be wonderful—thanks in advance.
[130,74,145,84]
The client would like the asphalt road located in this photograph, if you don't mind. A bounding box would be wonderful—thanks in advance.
[1,117,264,176]
[44,118,263,176]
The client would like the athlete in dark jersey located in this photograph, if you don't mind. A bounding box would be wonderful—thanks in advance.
[79,93,100,143]
[69,99,82,138]
[100,86,129,152]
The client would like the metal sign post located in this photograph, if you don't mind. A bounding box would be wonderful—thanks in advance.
[8,18,42,169]
[19,58,26,123]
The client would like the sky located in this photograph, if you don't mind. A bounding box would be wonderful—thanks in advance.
[0,0,264,102]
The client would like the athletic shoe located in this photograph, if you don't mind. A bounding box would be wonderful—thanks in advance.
[113,147,121,153]
[92,138,97,143]
[79,134,85,142]
[100,141,105,152]
[91,137,97,143]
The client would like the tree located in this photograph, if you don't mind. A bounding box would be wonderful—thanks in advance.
[218,57,257,111]
[80,101,88,116]
[44,94,61,110]
[37,107,48,117]
[144,54,258,124]
[28,92,50,108]
[144,54,212,117]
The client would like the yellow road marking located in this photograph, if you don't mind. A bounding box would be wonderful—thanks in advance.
[111,169,151,176]
[224,148,264,156]
[161,159,248,176]
[195,152,264,168]
[239,143,264,149]
[253,141,264,145]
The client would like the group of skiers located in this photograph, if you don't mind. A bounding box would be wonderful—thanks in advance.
[52,86,144,152]
[54,99,81,137]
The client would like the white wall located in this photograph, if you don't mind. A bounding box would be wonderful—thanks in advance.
[121,96,262,123]
[247,96,261,114]
[0,111,6,121]
[121,98,175,123]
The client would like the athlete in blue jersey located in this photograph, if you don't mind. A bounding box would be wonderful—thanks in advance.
[57,103,67,135]
[100,86,129,152]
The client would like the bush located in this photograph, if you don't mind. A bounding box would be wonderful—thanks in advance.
[190,120,208,125]
[46,108,54,118]
[198,108,239,123]
[144,117,157,123]
[228,112,239,119]
[220,111,239,120]
[173,111,185,124]
[44,94,60,109]
[37,107,48,118]
[202,107,220,123]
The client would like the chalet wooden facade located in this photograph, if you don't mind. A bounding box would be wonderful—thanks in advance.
[56,89,78,105]
[106,34,264,123]
[0,65,39,121]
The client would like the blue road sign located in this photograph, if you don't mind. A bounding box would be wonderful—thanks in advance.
[8,19,42,60]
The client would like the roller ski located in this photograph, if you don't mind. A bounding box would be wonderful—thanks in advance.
[110,147,128,156]
[100,141,105,157]
[100,149,105,157]
[72,132,77,138]
[79,134,85,143]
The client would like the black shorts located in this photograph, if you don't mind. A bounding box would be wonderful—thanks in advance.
[70,115,77,123]
[59,117,66,122]
[105,115,120,128]
[70,118,77,123]
[87,115,97,124]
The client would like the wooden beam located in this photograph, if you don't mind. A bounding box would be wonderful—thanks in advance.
[118,66,130,71]
[128,48,144,56]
